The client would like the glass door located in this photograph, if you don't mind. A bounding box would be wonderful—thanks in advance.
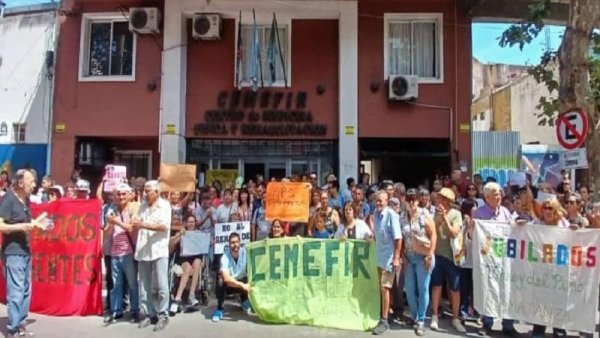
[266,162,286,181]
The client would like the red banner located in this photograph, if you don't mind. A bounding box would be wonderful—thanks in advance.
[0,199,103,316]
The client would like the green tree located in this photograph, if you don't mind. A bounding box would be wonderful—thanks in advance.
[499,0,600,192]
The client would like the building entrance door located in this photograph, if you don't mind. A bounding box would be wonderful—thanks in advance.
[266,162,286,181]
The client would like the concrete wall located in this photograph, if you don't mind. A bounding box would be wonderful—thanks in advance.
[0,10,56,145]
[510,74,557,145]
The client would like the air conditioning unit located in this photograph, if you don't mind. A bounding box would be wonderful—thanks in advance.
[193,13,221,40]
[129,7,161,34]
[388,75,419,101]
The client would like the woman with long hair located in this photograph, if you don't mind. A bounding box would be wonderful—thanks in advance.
[402,188,437,336]
[464,183,484,208]
[170,214,203,309]
[268,219,286,238]
[237,188,252,222]
[334,202,372,240]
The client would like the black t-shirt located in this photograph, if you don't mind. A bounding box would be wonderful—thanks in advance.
[0,190,31,255]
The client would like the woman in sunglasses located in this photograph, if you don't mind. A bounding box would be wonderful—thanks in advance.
[464,184,484,208]
[401,188,437,336]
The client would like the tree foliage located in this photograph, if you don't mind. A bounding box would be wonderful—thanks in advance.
[499,0,600,127]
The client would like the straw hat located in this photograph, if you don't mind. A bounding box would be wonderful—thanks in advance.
[438,187,456,202]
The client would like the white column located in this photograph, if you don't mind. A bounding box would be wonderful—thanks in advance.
[338,3,359,183]
[159,0,187,163]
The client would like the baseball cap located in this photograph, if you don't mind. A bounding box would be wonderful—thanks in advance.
[75,179,90,192]
[49,185,64,196]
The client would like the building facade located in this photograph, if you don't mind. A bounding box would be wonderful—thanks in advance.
[51,0,473,187]
[0,3,57,177]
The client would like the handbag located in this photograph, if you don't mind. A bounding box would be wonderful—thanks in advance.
[450,230,466,266]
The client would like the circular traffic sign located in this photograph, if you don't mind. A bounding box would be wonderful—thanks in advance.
[556,108,588,150]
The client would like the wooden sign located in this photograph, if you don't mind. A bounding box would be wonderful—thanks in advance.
[265,182,311,222]
[159,163,197,192]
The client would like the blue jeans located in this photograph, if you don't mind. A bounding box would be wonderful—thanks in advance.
[404,253,434,323]
[110,254,139,315]
[4,255,31,334]
[138,257,169,318]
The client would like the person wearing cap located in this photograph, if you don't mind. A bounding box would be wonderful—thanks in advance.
[47,185,63,203]
[475,182,518,337]
[430,187,466,333]
[133,180,172,331]
[75,179,91,199]
[103,183,140,325]
[402,188,436,336]
[565,193,589,229]
[371,190,402,335]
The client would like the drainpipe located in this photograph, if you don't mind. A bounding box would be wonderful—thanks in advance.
[46,3,60,174]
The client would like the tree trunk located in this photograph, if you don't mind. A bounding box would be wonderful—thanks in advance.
[557,0,600,197]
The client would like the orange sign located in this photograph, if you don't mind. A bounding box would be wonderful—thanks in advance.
[265,182,311,222]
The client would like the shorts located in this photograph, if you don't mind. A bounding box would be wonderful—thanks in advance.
[177,255,202,266]
[378,267,395,289]
[431,255,461,291]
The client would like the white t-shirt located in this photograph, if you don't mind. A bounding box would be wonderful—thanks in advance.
[134,197,172,261]
[334,219,372,240]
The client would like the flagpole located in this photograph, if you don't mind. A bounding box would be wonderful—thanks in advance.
[254,9,264,88]
[273,13,288,88]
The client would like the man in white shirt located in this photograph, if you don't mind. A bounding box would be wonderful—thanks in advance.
[133,180,171,331]
[211,233,251,322]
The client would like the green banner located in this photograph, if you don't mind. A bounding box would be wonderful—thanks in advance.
[247,238,380,331]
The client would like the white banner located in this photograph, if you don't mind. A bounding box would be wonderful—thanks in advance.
[180,230,211,256]
[473,220,600,332]
[214,221,251,254]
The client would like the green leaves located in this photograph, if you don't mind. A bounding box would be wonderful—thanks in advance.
[499,0,552,50]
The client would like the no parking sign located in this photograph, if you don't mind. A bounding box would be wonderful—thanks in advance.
[555,108,588,150]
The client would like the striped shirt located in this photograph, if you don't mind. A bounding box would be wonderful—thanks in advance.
[106,206,135,257]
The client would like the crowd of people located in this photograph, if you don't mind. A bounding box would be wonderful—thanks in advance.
[0,167,598,337]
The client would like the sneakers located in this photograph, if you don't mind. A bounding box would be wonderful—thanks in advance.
[169,301,180,316]
[138,316,157,329]
[212,309,224,322]
[103,313,122,326]
[153,317,168,332]
[129,312,140,324]
[189,294,200,307]
[372,319,390,335]
[11,327,34,337]
[477,326,491,337]
[502,327,519,337]
[414,322,425,337]
[452,318,467,333]
[429,315,439,331]
[241,300,253,314]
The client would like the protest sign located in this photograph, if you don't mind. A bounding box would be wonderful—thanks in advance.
[0,200,103,316]
[473,220,600,333]
[247,238,379,331]
[103,165,127,192]
[536,191,557,204]
[265,182,310,222]
[181,231,211,256]
[205,169,238,188]
[159,163,196,192]
[214,221,250,254]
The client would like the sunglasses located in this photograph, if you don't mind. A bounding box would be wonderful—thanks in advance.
[568,200,578,205]
[406,195,417,202]
[467,187,477,191]
[543,206,554,211]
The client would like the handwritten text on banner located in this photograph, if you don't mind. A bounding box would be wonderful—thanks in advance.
[265,182,310,222]
[473,220,600,333]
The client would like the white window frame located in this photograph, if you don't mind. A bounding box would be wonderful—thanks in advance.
[12,123,26,143]
[233,15,292,88]
[113,150,152,179]
[383,13,444,84]
[78,12,137,82]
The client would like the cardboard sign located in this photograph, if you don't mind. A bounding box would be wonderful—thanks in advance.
[473,220,600,333]
[560,148,589,170]
[159,163,196,192]
[508,172,526,187]
[214,221,251,254]
[103,165,127,192]
[536,191,557,204]
[180,230,211,256]
[265,182,310,222]
[205,169,238,188]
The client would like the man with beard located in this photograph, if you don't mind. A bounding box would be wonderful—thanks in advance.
[211,233,252,322]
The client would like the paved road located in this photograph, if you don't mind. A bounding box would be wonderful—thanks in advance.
[0,300,592,338]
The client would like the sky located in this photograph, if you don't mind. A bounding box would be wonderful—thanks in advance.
[3,0,562,66]
[472,23,565,66]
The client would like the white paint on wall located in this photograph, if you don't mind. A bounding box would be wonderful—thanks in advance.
[0,11,55,144]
